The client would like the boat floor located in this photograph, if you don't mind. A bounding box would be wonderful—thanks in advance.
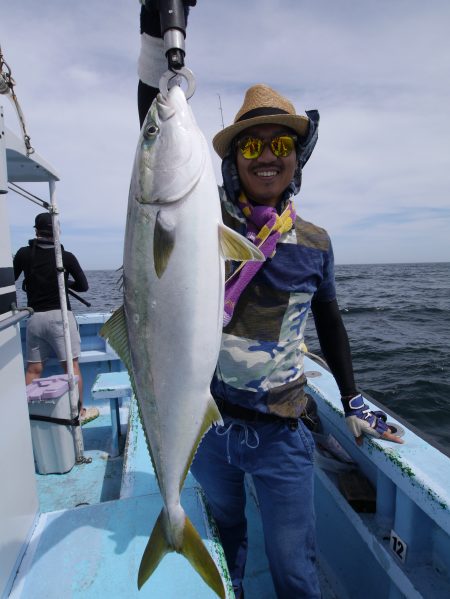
[36,411,127,512]
[33,407,336,598]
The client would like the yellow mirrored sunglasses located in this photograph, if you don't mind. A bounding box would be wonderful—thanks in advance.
[237,134,298,160]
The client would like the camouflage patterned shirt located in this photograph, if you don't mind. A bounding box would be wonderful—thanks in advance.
[211,190,336,418]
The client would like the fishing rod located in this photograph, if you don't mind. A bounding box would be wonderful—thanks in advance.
[68,288,91,307]
[217,93,225,129]
[21,277,91,308]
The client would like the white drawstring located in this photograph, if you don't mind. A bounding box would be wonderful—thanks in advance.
[216,421,260,464]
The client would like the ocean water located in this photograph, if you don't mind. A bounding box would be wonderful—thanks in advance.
[306,262,450,451]
[16,263,450,450]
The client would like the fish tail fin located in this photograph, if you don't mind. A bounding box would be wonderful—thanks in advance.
[138,509,226,598]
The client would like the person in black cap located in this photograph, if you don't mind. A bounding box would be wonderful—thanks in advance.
[13,212,92,421]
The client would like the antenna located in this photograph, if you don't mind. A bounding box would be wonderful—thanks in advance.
[217,93,224,129]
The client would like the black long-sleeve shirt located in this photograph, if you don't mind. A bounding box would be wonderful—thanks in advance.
[311,298,357,397]
[13,239,88,312]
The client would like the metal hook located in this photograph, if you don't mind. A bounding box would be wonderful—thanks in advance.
[159,66,196,100]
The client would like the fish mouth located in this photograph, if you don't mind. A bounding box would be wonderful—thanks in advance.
[156,93,176,122]
[156,86,190,122]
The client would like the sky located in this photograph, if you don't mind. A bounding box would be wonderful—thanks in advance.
[2,0,449,269]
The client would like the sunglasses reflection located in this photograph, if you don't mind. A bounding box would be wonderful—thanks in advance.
[237,135,298,159]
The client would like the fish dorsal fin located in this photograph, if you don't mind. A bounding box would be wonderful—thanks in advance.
[219,223,265,262]
[154,210,176,278]
[99,305,137,406]
[99,306,133,376]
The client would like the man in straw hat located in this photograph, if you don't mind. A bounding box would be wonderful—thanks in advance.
[138,3,403,598]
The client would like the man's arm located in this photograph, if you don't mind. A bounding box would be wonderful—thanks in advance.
[311,297,357,396]
[311,298,403,445]
[13,247,25,281]
[65,253,89,292]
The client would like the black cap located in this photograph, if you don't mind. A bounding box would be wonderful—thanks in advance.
[34,212,53,234]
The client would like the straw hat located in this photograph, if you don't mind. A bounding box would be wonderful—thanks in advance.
[212,84,310,159]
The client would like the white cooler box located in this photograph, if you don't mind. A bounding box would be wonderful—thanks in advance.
[27,375,79,474]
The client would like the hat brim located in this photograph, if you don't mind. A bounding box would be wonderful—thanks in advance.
[212,113,309,159]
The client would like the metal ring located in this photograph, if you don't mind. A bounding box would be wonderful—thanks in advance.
[159,67,196,100]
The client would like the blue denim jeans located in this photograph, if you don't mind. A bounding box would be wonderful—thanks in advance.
[191,416,321,599]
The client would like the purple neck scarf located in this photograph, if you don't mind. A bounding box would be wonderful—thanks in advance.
[223,193,296,326]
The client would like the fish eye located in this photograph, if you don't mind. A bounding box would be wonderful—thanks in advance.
[144,124,159,139]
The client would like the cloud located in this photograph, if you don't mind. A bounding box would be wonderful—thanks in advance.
[2,0,449,267]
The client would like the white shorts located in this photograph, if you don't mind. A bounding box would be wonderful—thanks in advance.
[26,310,81,363]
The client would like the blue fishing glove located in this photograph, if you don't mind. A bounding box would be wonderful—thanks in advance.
[343,394,390,439]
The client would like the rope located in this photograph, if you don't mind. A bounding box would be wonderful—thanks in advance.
[216,421,260,464]
[7,182,50,209]
[0,44,34,156]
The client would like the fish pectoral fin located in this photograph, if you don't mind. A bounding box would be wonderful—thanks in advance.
[219,223,265,262]
[154,210,176,278]
[138,509,226,599]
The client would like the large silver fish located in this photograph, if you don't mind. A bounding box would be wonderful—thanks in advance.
[100,85,263,597]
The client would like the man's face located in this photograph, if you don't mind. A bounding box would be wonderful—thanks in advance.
[235,124,297,207]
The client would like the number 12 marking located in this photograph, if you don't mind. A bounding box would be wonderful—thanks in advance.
[390,530,408,563]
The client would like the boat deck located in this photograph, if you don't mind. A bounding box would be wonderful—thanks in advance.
[11,490,230,598]
[25,391,336,598]
[15,400,235,598]
[35,411,127,513]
